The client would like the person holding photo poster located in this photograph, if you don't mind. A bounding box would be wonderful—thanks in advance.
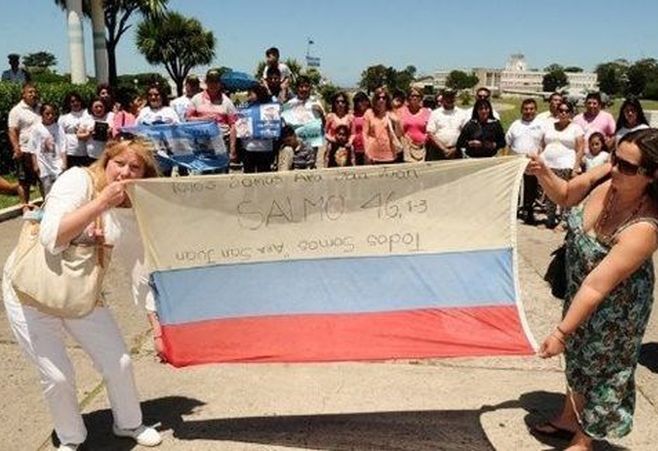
[282,75,325,167]
[237,85,280,173]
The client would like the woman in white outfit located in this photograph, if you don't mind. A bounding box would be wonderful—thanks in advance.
[2,138,162,450]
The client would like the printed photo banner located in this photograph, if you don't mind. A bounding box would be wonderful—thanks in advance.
[128,157,536,366]
[122,121,228,173]
[281,101,324,148]
[235,103,282,140]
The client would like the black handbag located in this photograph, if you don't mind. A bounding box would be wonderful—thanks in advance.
[544,244,567,299]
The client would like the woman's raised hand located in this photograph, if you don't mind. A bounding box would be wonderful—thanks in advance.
[97,180,130,210]
[526,153,549,177]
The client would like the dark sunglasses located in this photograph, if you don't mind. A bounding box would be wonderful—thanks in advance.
[611,151,648,176]
[376,95,387,100]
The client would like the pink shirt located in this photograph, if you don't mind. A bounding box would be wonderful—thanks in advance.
[351,114,366,153]
[363,110,397,162]
[186,91,238,136]
[400,106,430,145]
[572,110,616,153]
[325,112,353,142]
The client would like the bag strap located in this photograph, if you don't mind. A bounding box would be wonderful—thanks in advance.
[80,167,108,268]
[386,114,402,147]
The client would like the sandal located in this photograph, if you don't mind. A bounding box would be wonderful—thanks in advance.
[528,420,576,440]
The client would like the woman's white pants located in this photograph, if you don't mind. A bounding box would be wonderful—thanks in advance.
[3,273,143,445]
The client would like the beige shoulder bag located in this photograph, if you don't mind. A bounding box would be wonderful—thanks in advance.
[10,169,112,318]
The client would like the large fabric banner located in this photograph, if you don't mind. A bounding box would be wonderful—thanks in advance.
[128,157,536,367]
[123,121,228,172]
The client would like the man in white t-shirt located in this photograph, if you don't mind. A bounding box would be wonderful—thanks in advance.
[170,74,201,121]
[8,83,41,206]
[506,98,544,224]
[426,89,467,160]
[536,92,563,125]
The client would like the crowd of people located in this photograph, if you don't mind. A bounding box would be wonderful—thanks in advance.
[4,47,658,451]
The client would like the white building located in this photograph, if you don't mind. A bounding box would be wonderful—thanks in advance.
[417,55,598,95]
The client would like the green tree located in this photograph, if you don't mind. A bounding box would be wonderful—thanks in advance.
[543,63,564,72]
[54,0,169,85]
[626,58,658,96]
[22,52,58,73]
[359,64,388,94]
[358,64,418,94]
[595,60,629,95]
[136,11,215,96]
[445,70,479,90]
[318,83,340,108]
[564,66,583,73]
[542,69,568,92]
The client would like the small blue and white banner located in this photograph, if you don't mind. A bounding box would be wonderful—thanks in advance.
[281,102,324,148]
[235,103,282,140]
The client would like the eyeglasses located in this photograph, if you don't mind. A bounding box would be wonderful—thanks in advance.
[376,95,387,101]
[611,151,648,176]
[558,108,570,114]
[336,99,346,104]
[409,94,421,98]
[477,94,489,100]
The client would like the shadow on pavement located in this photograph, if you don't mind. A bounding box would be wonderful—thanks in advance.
[516,390,628,451]
[639,342,658,373]
[52,391,630,450]
[67,395,496,450]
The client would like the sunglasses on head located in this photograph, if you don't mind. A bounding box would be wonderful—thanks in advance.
[611,151,648,176]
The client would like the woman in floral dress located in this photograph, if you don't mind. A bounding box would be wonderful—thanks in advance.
[528,128,658,451]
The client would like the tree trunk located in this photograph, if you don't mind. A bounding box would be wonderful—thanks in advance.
[107,41,118,86]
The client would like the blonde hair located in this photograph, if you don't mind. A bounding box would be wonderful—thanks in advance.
[87,137,159,192]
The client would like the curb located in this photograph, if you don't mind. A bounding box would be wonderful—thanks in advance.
[0,204,24,222]
[0,198,43,223]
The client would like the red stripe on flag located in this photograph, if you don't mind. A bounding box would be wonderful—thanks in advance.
[160,306,534,367]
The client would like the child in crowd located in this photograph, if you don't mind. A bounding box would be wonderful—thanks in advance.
[27,103,66,195]
[584,132,610,171]
[277,125,315,171]
[325,124,354,168]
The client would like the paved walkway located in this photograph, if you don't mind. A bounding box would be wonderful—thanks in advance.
[0,218,657,450]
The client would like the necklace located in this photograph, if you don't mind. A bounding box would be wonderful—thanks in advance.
[594,187,645,241]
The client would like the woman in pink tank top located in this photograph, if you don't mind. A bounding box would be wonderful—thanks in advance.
[362,87,403,164]
[350,91,370,165]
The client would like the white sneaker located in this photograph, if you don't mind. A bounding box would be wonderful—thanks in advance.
[112,424,162,447]
[58,444,79,451]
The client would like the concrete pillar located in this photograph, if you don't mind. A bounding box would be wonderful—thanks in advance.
[66,0,87,84]
[90,0,109,84]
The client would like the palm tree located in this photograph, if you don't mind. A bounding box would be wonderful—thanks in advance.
[136,12,215,96]
[54,0,169,85]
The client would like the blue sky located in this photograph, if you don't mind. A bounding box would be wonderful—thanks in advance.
[2,0,658,86]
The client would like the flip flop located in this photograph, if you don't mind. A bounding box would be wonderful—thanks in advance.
[528,421,576,440]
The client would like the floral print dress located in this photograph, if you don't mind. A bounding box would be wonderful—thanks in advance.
[563,205,656,438]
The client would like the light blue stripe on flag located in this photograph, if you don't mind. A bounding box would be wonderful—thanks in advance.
[153,248,516,325]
